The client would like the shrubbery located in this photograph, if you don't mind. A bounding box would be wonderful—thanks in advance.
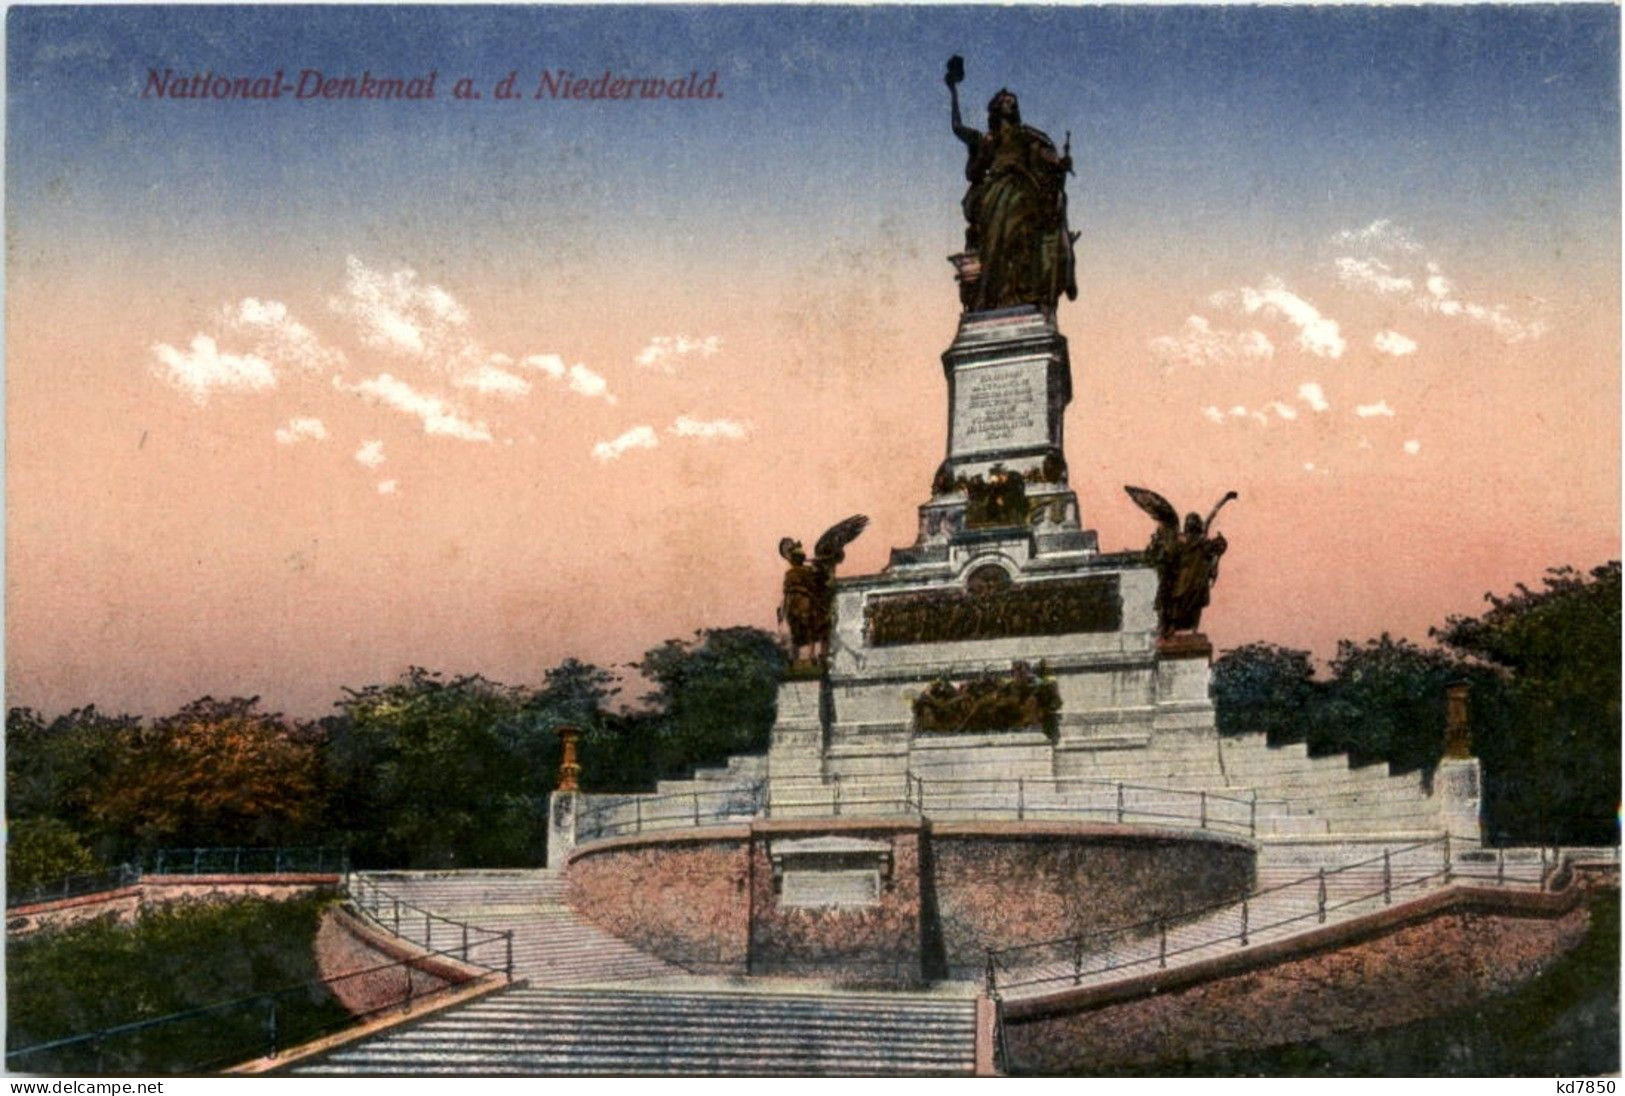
[7,896,348,1074]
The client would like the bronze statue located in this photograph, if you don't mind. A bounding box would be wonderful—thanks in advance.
[778,514,869,663]
[946,56,1078,312]
[1125,487,1238,637]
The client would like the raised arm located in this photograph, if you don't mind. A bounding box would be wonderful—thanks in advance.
[946,59,978,148]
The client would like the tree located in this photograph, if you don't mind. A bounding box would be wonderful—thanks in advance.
[6,705,140,862]
[330,668,545,868]
[1435,562,1621,844]
[7,817,100,897]
[1212,643,1318,744]
[92,697,321,855]
[1310,634,1490,778]
[632,627,785,780]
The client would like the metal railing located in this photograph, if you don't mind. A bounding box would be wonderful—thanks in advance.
[983,835,1453,995]
[347,876,515,979]
[4,946,502,1075]
[576,781,768,842]
[6,863,141,909]
[572,772,1270,844]
[150,847,348,876]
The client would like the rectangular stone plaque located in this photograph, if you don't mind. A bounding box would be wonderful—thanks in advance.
[780,869,880,909]
[950,359,1050,456]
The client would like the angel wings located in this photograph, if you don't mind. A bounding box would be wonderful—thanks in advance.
[1124,487,1237,637]
[779,514,869,663]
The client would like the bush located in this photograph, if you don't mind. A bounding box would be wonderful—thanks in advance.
[6,895,348,1074]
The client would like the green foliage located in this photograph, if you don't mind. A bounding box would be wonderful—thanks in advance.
[7,706,140,864]
[6,817,100,897]
[1436,562,1621,844]
[6,896,349,1074]
[94,697,323,855]
[327,668,549,869]
[632,626,786,782]
[1212,643,1317,744]
[1311,634,1497,777]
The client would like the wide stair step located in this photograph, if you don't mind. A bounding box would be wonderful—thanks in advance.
[292,988,978,1076]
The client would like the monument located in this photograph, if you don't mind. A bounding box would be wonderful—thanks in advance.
[766,60,1233,805]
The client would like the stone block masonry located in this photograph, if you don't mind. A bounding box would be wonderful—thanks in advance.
[565,820,1256,985]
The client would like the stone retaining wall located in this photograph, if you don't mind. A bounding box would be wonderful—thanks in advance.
[1002,883,1595,1073]
[566,830,752,972]
[311,906,477,1017]
[6,875,341,937]
[565,820,1255,985]
[931,823,1253,965]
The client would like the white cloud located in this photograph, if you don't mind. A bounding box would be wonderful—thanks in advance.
[330,256,469,360]
[1201,406,1225,424]
[1333,225,1545,343]
[224,298,345,373]
[456,362,533,398]
[152,335,276,403]
[1418,262,1545,341]
[274,417,328,445]
[669,416,751,440]
[377,479,399,495]
[1403,439,1421,455]
[518,354,616,403]
[335,373,493,443]
[1217,277,1346,359]
[636,335,722,372]
[1330,219,1423,255]
[1148,316,1274,371]
[1373,330,1418,357]
[1297,382,1330,413]
[354,439,386,468]
[1266,401,1299,421]
[1335,257,1414,296]
[1302,461,1330,476]
[592,424,659,462]
[1355,401,1396,418]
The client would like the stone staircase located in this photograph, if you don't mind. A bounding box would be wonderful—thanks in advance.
[354,870,681,984]
[294,986,978,1076]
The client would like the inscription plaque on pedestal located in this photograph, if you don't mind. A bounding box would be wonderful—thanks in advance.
[951,360,1050,455]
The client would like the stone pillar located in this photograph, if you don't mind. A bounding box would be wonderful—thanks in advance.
[1435,682,1483,844]
[547,725,583,870]
[1152,633,1218,738]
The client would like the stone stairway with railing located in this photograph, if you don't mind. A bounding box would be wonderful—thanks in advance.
[301,870,979,1076]
[292,987,978,1076]
[982,837,1558,1000]
[351,870,682,985]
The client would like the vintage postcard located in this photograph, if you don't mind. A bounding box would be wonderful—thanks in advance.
[5,3,1619,1081]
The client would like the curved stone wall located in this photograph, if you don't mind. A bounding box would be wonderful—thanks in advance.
[1001,883,1595,1073]
[564,820,1255,984]
[929,823,1253,968]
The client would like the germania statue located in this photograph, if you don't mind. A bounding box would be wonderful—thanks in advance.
[946,55,1079,312]
[1125,487,1238,638]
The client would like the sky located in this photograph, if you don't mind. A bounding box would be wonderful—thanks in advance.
[6,5,1619,718]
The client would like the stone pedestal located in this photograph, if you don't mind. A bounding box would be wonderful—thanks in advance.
[547,789,580,869]
[783,303,1217,792]
[1434,757,1483,844]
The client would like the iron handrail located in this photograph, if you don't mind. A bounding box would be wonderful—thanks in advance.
[150,846,349,876]
[345,876,515,976]
[5,942,501,1072]
[985,835,1448,968]
[575,780,767,839]
[6,863,142,909]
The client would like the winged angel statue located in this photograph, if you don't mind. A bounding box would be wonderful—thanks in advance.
[778,515,869,664]
[1124,487,1238,638]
